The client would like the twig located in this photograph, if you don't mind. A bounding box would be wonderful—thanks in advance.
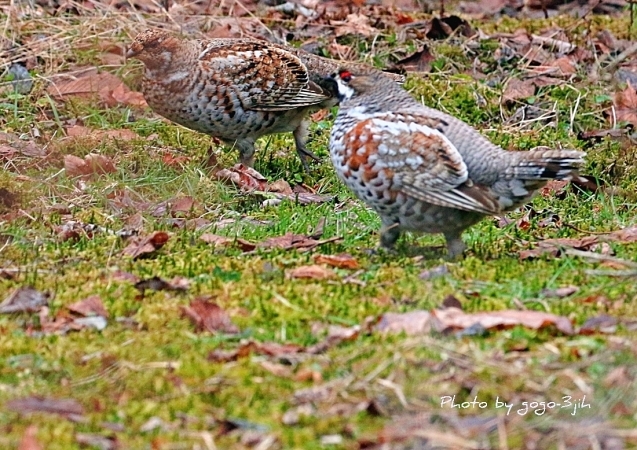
[0,267,55,273]
[497,414,509,450]
[603,40,637,74]
[631,0,637,39]
[269,291,303,312]
[564,223,612,235]
[531,34,576,54]
[585,269,637,277]
[569,90,582,133]
[564,248,637,268]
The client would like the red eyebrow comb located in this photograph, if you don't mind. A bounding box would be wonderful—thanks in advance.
[339,70,352,81]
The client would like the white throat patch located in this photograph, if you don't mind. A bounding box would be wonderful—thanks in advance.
[335,77,355,100]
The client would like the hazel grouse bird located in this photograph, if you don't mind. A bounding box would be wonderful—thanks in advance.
[325,68,585,258]
[127,29,404,170]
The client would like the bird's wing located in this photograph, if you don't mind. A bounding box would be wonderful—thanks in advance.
[346,112,500,215]
[197,40,331,111]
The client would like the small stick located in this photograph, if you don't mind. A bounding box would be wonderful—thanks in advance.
[565,248,637,268]
[603,40,637,73]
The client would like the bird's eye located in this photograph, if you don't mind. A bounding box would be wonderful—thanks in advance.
[339,71,352,82]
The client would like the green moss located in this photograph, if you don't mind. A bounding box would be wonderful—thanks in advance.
[2,9,637,449]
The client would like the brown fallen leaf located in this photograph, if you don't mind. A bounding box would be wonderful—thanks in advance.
[603,366,632,388]
[426,16,475,40]
[110,82,147,108]
[313,253,360,269]
[260,361,293,378]
[503,78,536,103]
[200,233,256,251]
[182,297,239,334]
[287,265,336,280]
[528,75,564,88]
[214,164,268,191]
[0,286,49,314]
[324,39,355,60]
[392,46,434,73]
[376,311,433,335]
[47,71,120,101]
[65,125,95,138]
[419,265,449,280]
[377,307,574,335]
[570,175,604,194]
[578,128,628,141]
[0,133,45,158]
[200,233,233,247]
[48,69,145,109]
[540,180,569,198]
[0,187,18,212]
[208,339,307,363]
[548,56,578,76]
[519,225,637,259]
[441,294,463,309]
[55,220,103,242]
[18,425,42,450]
[541,285,578,298]
[307,324,360,354]
[281,404,316,426]
[255,341,304,356]
[259,233,341,251]
[161,152,191,167]
[7,397,84,418]
[65,125,139,141]
[67,295,109,318]
[38,306,107,335]
[375,412,489,448]
[613,81,637,127]
[110,270,140,283]
[310,109,329,122]
[121,231,170,259]
[293,377,351,404]
[75,434,117,450]
[324,401,381,419]
[169,196,202,217]
[579,315,619,335]
[134,276,189,294]
[214,165,332,205]
[208,341,256,362]
[167,217,212,231]
[294,367,323,383]
[333,13,376,38]
[432,307,574,335]
[64,154,117,178]
[268,179,294,195]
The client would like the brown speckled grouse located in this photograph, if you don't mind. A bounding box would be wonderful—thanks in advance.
[326,68,586,258]
[127,29,404,170]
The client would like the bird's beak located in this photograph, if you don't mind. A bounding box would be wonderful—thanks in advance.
[126,46,140,59]
[319,75,343,102]
[319,75,338,92]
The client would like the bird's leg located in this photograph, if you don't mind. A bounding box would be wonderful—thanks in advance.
[293,120,320,172]
[443,231,467,260]
[380,219,401,249]
[236,139,256,167]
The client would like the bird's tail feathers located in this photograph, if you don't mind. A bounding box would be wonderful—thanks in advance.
[507,147,585,181]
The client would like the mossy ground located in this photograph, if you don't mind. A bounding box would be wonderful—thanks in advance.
[2,7,637,449]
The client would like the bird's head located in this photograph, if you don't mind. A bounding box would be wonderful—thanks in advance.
[324,68,384,102]
[127,29,179,70]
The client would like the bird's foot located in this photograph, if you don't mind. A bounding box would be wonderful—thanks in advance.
[445,238,467,261]
[296,147,321,173]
